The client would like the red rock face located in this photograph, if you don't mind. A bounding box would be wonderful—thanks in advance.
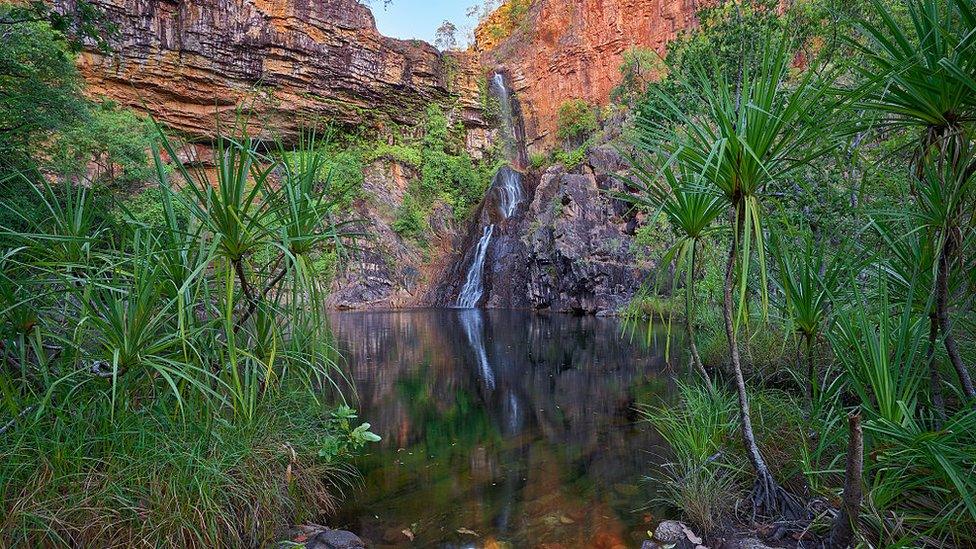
[64,0,483,141]
[478,0,705,150]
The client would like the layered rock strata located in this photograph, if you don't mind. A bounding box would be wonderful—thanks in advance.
[63,0,486,143]
[476,0,705,149]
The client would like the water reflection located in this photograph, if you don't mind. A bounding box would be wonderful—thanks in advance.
[329,309,673,548]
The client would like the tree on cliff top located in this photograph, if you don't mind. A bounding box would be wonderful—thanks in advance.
[435,20,459,51]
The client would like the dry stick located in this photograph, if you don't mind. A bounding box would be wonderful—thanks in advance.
[829,411,863,548]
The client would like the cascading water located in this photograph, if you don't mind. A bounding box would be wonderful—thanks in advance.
[457,224,495,308]
[454,71,526,308]
[494,166,523,218]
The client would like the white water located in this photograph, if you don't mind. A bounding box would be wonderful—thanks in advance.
[454,72,524,309]
[457,224,494,308]
[489,73,521,168]
[494,166,523,218]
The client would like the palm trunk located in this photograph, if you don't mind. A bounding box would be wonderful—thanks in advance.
[926,314,946,425]
[687,238,712,391]
[829,411,863,548]
[936,243,976,400]
[723,205,804,519]
[806,333,815,404]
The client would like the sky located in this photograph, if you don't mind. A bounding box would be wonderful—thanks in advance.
[370,0,482,46]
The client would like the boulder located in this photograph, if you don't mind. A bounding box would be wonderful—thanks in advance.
[305,529,365,549]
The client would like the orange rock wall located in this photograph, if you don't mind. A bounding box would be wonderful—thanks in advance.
[65,0,484,142]
[478,0,706,150]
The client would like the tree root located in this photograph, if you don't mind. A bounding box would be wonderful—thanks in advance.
[751,470,808,522]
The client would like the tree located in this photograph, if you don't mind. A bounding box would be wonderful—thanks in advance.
[434,20,459,51]
[634,34,838,518]
[0,6,87,173]
[627,161,726,389]
[853,0,976,401]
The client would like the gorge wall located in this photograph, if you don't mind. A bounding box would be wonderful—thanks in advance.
[476,0,704,150]
[64,0,489,145]
[62,0,700,314]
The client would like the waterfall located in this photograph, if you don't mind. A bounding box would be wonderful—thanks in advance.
[488,73,527,169]
[494,166,523,218]
[453,71,525,309]
[457,224,494,308]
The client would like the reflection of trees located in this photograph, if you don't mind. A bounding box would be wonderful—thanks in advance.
[328,310,674,546]
[395,362,503,458]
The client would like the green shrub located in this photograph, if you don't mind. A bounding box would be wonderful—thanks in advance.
[529,151,549,170]
[0,392,364,547]
[554,143,589,170]
[556,99,598,143]
[642,383,740,532]
[620,285,676,321]
[45,100,155,184]
[611,47,659,107]
[0,128,377,546]
[392,194,428,240]
[365,143,423,168]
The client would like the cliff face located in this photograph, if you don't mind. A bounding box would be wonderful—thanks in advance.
[477,0,704,150]
[65,0,486,142]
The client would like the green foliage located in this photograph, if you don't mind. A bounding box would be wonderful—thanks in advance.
[641,383,740,531]
[555,99,598,143]
[317,405,382,462]
[480,0,532,42]
[366,142,423,168]
[553,143,589,171]
[629,0,976,540]
[620,286,676,321]
[0,124,375,545]
[0,391,356,547]
[0,6,87,172]
[528,151,548,170]
[611,47,660,107]
[0,5,152,185]
[392,193,428,240]
[46,100,155,184]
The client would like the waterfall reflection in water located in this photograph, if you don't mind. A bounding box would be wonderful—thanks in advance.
[329,309,675,548]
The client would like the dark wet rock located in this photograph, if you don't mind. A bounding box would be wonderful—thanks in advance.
[328,160,452,310]
[522,163,650,315]
[304,529,365,549]
[426,151,651,314]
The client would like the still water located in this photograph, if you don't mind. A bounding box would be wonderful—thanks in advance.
[329,309,675,548]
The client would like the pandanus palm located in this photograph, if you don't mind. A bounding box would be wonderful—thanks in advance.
[853,0,976,399]
[627,160,727,389]
[770,228,847,405]
[634,35,838,518]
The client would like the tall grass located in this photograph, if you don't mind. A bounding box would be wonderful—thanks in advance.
[0,124,377,545]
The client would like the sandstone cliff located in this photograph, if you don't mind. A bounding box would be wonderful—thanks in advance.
[476,0,704,150]
[63,0,487,143]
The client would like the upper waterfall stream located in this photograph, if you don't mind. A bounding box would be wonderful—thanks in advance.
[455,73,527,309]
